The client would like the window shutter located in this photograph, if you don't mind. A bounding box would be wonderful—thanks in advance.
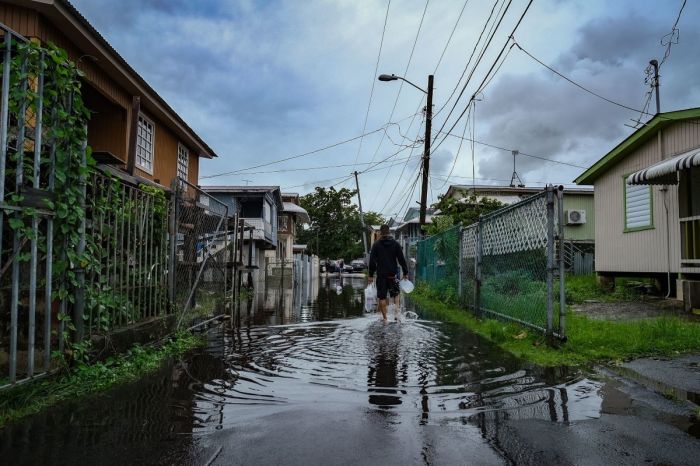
[625,184,651,229]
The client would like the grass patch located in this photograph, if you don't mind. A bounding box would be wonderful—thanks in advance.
[411,285,700,367]
[566,274,656,304]
[0,332,204,428]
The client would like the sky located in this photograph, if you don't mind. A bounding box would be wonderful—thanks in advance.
[71,0,699,218]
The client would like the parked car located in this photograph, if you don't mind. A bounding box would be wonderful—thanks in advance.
[343,264,354,273]
[351,259,366,272]
[323,260,338,273]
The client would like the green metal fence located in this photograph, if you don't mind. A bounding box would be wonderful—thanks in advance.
[416,186,566,339]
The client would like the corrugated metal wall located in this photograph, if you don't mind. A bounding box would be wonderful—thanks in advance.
[594,119,700,273]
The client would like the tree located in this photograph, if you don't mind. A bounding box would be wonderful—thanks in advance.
[297,187,384,260]
[431,194,504,226]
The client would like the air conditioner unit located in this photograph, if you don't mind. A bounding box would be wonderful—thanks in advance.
[565,209,586,225]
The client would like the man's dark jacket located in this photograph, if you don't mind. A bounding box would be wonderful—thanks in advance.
[368,236,408,278]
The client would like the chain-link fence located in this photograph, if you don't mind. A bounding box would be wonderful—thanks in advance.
[170,177,233,329]
[416,226,461,300]
[417,186,566,339]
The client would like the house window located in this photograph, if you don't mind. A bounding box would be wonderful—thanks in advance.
[177,143,189,181]
[624,180,652,231]
[136,114,155,174]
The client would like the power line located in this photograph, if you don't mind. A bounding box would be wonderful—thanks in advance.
[434,0,502,117]
[429,172,579,186]
[368,0,430,165]
[434,0,512,127]
[431,0,536,152]
[223,155,415,176]
[512,40,700,128]
[437,103,471,190]
[200,112,419,179]
[432,0,471,74]
[659,0,686,67]
[352,0,392,169]
[438,129,587,169]
[513,40,648,115]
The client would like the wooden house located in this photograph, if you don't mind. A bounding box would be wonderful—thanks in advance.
[575,108,700,303]
[0,0,217,188]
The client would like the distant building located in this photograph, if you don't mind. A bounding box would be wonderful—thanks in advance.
[202,186,282,283]
[443,184,596,245]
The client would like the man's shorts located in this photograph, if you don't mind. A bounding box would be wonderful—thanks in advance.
[376,274,400,300]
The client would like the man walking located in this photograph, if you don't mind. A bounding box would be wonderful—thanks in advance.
[368,225,408,322]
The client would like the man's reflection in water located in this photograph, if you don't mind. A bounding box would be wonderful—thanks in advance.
[366,323,408,408]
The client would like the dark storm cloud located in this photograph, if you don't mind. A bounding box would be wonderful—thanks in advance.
[475,6,700,184]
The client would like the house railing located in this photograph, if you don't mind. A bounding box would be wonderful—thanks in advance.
[680,215,700,269]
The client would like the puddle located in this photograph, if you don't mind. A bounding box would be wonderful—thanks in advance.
[2,278,698,465]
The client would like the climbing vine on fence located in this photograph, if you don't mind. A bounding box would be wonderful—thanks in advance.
[5,39,94,336]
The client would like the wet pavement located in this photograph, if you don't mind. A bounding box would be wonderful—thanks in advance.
[2,277,699,465]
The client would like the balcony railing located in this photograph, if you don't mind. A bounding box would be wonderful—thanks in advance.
[244,217,275,244]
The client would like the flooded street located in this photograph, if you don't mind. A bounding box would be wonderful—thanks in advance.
[2,278,699,465]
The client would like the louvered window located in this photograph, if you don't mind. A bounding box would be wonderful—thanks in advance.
[624,182,652,231]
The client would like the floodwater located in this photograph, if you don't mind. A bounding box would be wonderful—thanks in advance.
[2,277,699,465]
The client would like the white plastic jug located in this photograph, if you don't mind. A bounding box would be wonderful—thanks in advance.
[399,279,414,294]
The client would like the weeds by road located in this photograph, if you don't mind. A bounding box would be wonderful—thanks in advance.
[412,285,700,367]
[0,332,204,428]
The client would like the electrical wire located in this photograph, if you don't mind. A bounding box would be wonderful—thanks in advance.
[367,0,430,165]
[429,172,579,186]
[514,40,648,115]
[432,0,535,152]
[434,0,502,117]
[437,129,588,169]
[432,0,471,74]
[659,0,686,67]
[437,103,471,190]
[201,111,420,179]
[434,0,512,128]
[352,0,392,169]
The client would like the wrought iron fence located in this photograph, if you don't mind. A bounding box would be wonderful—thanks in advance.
[417,186,566,339]
[170,177,233,329]
[0,25,239,389]
[85,173,171,334]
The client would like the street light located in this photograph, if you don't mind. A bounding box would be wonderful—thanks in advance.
[378,74,428,95]
[378,73,434,228]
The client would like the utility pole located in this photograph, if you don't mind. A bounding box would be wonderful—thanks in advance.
[419,74,434,227]
[649,59,660,114]
[353,170,369,257]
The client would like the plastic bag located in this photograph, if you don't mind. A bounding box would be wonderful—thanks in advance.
[364,283,377,312]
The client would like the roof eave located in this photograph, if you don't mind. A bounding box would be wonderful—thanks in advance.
[30,0,218,159]
[575,108,700,185]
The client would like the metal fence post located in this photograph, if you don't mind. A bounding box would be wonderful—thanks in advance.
[168,178,178,309]
[545,185,555,338]
[557,186,566,339]
[73,132,88,342]
[457,225,463,300]
[475,217,483,317]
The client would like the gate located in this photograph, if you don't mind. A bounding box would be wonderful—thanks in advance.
[170,177,234,328]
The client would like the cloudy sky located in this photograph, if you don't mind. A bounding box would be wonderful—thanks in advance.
[72,0,699,217]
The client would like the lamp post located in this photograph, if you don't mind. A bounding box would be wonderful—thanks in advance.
[378,74,433,228]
